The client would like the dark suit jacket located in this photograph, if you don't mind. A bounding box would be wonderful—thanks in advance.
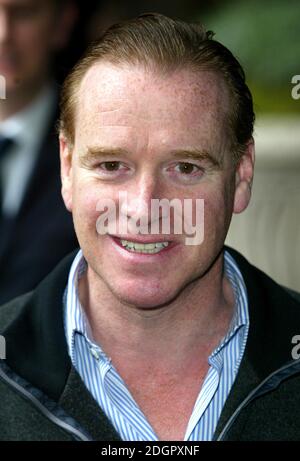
[0,103,78,304]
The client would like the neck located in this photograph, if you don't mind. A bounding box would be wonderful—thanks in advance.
[0,79,48,122]
[79,252,235,374]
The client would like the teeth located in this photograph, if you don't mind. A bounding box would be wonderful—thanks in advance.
[120,240,169,253]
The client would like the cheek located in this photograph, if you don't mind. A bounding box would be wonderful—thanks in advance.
[72,179,122,236]
[201,180,234,238]
[72,181,100,230]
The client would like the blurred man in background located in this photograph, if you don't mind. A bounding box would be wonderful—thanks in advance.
[0,0,79,303]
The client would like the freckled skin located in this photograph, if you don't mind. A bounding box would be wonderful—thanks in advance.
[61,63,252,309]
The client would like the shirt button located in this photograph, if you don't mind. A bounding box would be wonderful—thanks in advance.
[90,348,100,361]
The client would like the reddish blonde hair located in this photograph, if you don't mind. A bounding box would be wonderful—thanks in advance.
[59,13,254,161]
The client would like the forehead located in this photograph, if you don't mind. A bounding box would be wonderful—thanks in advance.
[75,62,230,152]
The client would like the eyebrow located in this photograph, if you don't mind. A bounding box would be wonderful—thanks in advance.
[80,146,222,168]
[79,147,128,164]
[169,150,222,168]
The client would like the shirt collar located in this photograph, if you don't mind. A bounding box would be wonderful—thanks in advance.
[0,84,56,147]
[64,249,249,366]
[64,250,91,364]
[209,250,249,367]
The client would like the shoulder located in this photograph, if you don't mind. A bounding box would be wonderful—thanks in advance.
[0,293,33,333]
[284,288,300,303]
[0,250,78,334]
[225,245,300,310]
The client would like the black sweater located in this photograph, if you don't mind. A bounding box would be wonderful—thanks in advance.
[0,247,300,441]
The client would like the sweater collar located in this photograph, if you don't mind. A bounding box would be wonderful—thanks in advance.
[2,251,76,401]
[2,246,299,403]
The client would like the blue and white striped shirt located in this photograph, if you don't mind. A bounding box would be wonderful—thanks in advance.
[64,249,249,441]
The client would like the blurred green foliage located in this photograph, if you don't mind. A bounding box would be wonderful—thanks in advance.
[203,0,300,114]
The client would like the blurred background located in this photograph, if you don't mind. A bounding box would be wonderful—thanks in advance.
[78,0,300,290]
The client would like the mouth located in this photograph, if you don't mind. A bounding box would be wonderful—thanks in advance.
[111,236,172,255]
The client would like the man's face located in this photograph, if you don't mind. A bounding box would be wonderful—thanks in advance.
[61,63,253,308]
[0,0,70,94]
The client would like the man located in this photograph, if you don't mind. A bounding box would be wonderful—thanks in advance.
[0,13,300,441]
[0,0,78,303]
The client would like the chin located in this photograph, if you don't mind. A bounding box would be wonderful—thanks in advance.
[110,280,180,310]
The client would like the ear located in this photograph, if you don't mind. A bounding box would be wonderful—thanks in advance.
[51,1,78,50]
[60,135,73,212]
[233,138,255,214]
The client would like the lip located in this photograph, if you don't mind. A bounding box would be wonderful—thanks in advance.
[109,235,179,258]
[110,234,173,244]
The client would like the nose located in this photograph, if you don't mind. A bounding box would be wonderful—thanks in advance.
[120,172,159,227]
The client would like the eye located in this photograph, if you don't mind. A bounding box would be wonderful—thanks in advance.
[95,160,131,179]
[165,161,205,184]
[100,161,121,171]
[175,162,200,175]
